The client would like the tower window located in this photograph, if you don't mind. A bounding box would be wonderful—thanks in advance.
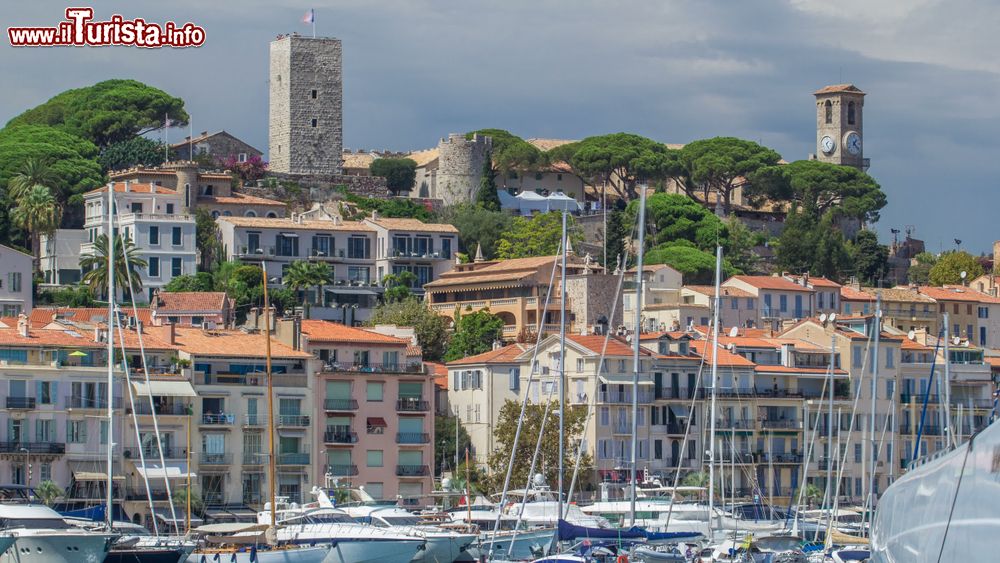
[311,89,317,99]
[847,101,856,125]
[311,119,317,127]
[824,100,833,124]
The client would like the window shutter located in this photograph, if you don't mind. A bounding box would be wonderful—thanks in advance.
[452,371,458,391]
[64,420,70,443]
[48,422,56,442]
[36,381,43,402]
[35,420,43,442]
[51,382,58,407]
[81,421,88,442]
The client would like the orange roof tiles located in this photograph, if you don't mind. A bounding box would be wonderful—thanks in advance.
[567,334,649,357]
[917,285,1000,304]
[365,217,458,234]
[689,342,756,367]
[685,285,754,298]
[198,193,286,207]
[425,361,448,388]
[167,327,311,359]
[638,331,692,341]
[30,307,152,326]
[727,276,813,292]
[840,286,873,301]
[153,292,229,313]
[0,327,103,348]
[86,182,178,196]
[448,343,529,366]
[300,320,410,345]
[754,365,848,375]
[717,336,779,348]
[901,339,933,351]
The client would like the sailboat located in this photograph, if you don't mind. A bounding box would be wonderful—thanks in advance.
[186,267,330,563]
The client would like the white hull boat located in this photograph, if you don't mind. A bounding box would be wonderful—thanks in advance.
[187,546,330,563]
[0,505,113,563]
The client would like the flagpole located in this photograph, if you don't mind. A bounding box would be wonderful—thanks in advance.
[164,113,169,162]
[189,118,193,161]
[312,10,316,38]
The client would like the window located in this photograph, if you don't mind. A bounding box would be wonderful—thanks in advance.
[885,348,894,368]
[166,203,174,214]
[855,443,862,463]
[818,292,824,309]
[100,420,108,444]
[347,236,370,259]
[172,227,182,246]
[172,257,182,277]
[9,273,21,293]
[149,257,160,277]
[779,294,788,312]
[979,307,989,319]
[599,407,609,426]
[967,324,974,339]
[66,420,87,443]
[149,226,159,245]
[852,345,862,368]
[730,297,737,309]
[576,358,585,372]
[824,100,833,124]
[886,379,895,399]
[38,381,54,404]
[847,101,856,125]
[441,238,452,259]
[39,463,51,483]
[508,368,520,391]
[366,382,383,401]
[311,89,317,99]
[311,118,318,127]
[276,233,299,257]
[366,450,383,467]
[980,326,987,347]
[247,232,261,253]
[348,266,370,284]
[131,202,143,213]
[746,297,754,310]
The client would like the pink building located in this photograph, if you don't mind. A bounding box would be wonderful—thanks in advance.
[276,319,433,504]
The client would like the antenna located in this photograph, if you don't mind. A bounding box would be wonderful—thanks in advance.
[953,336,961,346]
[726,343,735,351]
[907,330,916,340]
[819,313,828,324]
[728,326,739,338]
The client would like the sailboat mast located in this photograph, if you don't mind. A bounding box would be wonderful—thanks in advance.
[943,314,954,447]
[261,265,278,534]
[557,209,567,521]
[629,184,646,526]
[105,182,115,529]
[707,245,722,536]
[867,293,881,528]
[186,412,192,533]
[824,334,835,512]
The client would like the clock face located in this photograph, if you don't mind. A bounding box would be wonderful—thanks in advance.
[845,132,862,156]
[820,136,836,154]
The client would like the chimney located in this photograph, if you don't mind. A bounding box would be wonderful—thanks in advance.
[167,322,176,345]
[371,210,380,220]
[16,314,28,338]
[124,180,131,192]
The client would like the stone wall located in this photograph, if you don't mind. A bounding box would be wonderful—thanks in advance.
[269,35,343,176]
[566,273,623,332]
[171,132,263,162]
[245,173,390,210]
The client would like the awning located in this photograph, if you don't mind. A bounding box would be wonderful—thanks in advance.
[155,512,203,526]
[669,405,690,418]
[73,471,125,481]
[195,523,269,534]
[134,466,196,480]
[279,232,299,238]
[367,417,387,427]
[598,375,655,385]
[131,380,197,398]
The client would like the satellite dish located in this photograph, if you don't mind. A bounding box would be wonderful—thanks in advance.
[829,313,837,322]
[953,336,961,346]
[907,330,916,340]
[726,343,735,351]
[819,313,828,323]
[960,271,968,280]
[728,326,739,338]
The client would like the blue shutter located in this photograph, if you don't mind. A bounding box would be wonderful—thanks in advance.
[51,382,58,407]
[35,381,43,402]
[48,421,56,442]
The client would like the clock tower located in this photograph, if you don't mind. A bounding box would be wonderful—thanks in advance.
[814,84,867,171]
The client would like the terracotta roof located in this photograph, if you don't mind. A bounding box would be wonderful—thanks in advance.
[342,152,378,169]
[639,331,692,341]
[425,256,566,289]
[685,285,754,298]
[168,130,262,154]
[717,336,779,348]
[30,307,152,326]
[754,365,848,375]
[917,285,1000,304]
[426,361,448,388]
[449,343,529,366]
[406,148,439,167]
[154,292,229,313]
[626,264,681,274]
[86,182,178,196]
[168,327,311,359]
[727,276,813,292]
[901,339,933,351]
[567,334,645,357]
[984,357,1000,369]
[300,320,409,345]
[406,345,422,357]
[689,342,756,367]
[0,327,104,348]
[365,217,459,234]
[840,286,873,301]
[198,193,286,207]
[800,276,841,288]
[814,84,865,95]
[217,216,373,232]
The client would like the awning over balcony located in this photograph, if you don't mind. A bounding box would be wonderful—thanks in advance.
[279,232,298,238]
[598,375,655,385]
[131,380,197,397]
[134,466,196,480]
[367,417,387,427]
[669,405,690,418]
[73,471,125,481]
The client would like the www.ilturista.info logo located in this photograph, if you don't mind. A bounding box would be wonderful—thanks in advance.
[8,7,205,48]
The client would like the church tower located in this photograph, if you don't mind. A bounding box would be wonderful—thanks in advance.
[814,84,867,171]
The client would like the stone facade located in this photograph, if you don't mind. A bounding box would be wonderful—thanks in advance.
[170,131,263,162]
[566,272,623,331]
[814,84,866,170]
[251,173,390,202]
[269,35,343,175]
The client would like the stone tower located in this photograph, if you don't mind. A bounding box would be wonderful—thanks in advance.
[436,133,492,206]
[269,35,343,175]
[814,84,867,171]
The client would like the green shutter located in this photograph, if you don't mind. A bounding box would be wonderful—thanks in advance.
[398,382,422,398]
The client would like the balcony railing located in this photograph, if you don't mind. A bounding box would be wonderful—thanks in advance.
[900,393,940,404]
[198,452,233,465]
[326,464,359,477]
[123,447,184,459]
[716,419,755,430]
[396,432,431,444]
[653,423,686,434]
[598,391,654,404]
[612,423,632,434]
[6,397,35,409]
[0,442,66,454]
[201,413,234,425]
[760,452,805,464]
[310,247,345,259]
[278,414,310,427]
[323,399,358,411]
[324,429,358,444]
[237,246,274,259]
[716,388,755,399]
[396,464,430,477]
[243,414,266,427]
[323,362,424,374]
[124,488,170,501]
[761,419,802,430]
[242,452,265,465]
[66,396,123,409]
[900,424,942,435]
[655,387,705,400]
[396,398,429,412]
[755,389,804,399]
[131,402,188,416]
[278,452,310,465]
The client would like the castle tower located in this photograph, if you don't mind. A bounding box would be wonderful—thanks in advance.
[269,35,343,175]
[162,161,199,212]
[436,133,492,206]
[814,84,867,171]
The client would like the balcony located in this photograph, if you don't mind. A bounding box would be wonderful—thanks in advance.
[200,413,234,425]
[612,423,633,435]
[0,442,66,454]
[278,452,310,465]
[324,428,358,444]
[323,362,424,374]
[6,397,35,409]
[324,398,358,411]
[123,447,184,459]
[198,452,233,465]
[761,419,802,430]
[199,372,308,388]
[760,453,804,464]
[900,393,940,404]
[242,452,265,465]
[120,212,193,223]
[396,464,430,477]
[278,414,310,427]
[243,414,266,427]
[236,246,274,260]
[396,398,429,412]
[715,419,755,430]
[818,459,839,471]
[716,388,754,399]
[756,389,804,400]
[598,391,654,404]
[130,402,188,416]
[655,387,705,400]
[124,488,170,501]
[309,247,345,261]
[325,464,359,477]
[389,248,449,261]
[900,424,942,435]
[396,432,431,444]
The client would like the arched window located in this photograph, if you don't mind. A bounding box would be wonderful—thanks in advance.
[824,100,833,124]
[266,212,278,218]
[223,211,232,217]
[244,210,257,217]
[847,101,856,125]
[211,211,220,219]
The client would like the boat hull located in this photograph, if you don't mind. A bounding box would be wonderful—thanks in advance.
[105,547,191,563]
[461,529,555,562]
[1,532,113,563]
[415,535,475,563]
[188,546,329,563]
[326,540,420,563]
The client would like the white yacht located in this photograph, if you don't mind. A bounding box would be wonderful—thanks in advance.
[500,487,610,529]
[253,496,423,563]
[0,504,114,563]
[580,485,712,531]
[335,489,476,563]
[447,504,556,561]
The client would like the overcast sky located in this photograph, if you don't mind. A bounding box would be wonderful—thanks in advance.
[3,1,998,252]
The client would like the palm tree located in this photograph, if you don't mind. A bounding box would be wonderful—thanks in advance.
[11,185,62,274]
[8,158,59,202]
[34,480,64,506]
[80,234,148,299]
[803,483,823,508]
[284,261,332,316]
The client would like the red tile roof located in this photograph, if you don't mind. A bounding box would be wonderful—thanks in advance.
[153,292,229,313]
[917,285,1000,304]
[840,286,872,301]
[567,334,647,357]
[689,342,756,367]
[425,361,449,389]
[727,276,813,292]
[300,320,409,345]
[166,326,311,359]
[754,365,848,375]
[685,285,755,298]
[901,339,934,351]
[86,182,178,196]
[30,307,152,326]
[198,193,286,207]
[447,343,529,366]
[638,331,692,341]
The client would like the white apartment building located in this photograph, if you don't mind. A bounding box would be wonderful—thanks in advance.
[0,245,32,316]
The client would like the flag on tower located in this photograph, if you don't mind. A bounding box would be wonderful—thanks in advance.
[302,9,314,24]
